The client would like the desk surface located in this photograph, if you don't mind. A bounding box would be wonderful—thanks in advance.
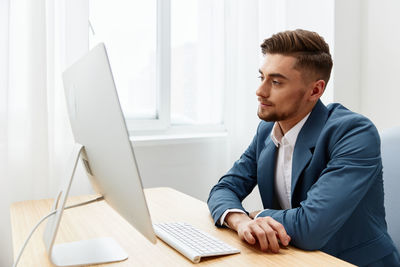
[10,187,353,266]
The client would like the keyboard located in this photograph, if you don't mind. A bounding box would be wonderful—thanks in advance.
[153,222,240,263]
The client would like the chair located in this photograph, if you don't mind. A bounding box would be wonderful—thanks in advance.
[381,126,400,252]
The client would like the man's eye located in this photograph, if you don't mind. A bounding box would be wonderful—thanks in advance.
[272,80,281,85]
[258,76,264,81]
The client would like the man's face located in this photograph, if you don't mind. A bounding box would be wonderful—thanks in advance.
[256,54,312,123]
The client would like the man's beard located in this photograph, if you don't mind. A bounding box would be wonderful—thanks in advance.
[257,107,287,122]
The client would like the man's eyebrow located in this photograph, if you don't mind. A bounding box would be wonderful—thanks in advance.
[259,69,289,80]
[269,73,289,80]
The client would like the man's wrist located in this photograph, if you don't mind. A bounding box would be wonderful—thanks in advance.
[225,212,252,231]
[219,209,246,226]
[254,209,268,219]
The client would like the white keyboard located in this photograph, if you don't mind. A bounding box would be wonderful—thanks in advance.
[153,222,240,263]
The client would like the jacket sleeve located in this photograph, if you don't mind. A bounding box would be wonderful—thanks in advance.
[207,125,260,226]
[257,118,382,250]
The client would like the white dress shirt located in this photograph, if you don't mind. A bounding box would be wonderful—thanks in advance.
[269,113,310,210]
[219,113,310,225]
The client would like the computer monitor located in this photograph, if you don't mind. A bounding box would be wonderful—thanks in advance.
[43,43,156,266]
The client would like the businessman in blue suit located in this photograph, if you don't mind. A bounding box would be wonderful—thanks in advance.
[208,29,400,266]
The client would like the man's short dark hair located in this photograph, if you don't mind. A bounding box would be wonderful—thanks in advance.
[261,29,333,85]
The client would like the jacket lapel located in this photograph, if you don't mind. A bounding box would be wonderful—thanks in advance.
[291,100,329,197]
[258,135,279,208]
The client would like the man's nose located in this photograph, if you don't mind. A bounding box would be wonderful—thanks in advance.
[256,82,270,98]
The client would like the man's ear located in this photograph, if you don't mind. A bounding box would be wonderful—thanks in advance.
[309,79,325,101]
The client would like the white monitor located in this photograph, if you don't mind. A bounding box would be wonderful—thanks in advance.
[43,43,156,266]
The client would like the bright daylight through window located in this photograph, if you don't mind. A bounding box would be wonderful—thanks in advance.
[89,0,225,132]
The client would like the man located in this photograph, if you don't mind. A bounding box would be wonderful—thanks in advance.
[207,29,400,266]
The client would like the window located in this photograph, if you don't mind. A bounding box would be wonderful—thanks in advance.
[89,0,225,133]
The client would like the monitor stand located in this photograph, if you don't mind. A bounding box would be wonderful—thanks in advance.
[43,143,128,266]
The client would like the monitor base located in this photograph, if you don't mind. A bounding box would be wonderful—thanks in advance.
[51,237,128,266]
[43,143,128,266]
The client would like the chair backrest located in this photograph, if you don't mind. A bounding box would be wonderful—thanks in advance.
[381,126,400,252]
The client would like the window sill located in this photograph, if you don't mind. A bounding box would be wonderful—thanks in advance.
[130,131,228,147]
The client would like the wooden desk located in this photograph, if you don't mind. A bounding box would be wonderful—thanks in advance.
[11,187,353,266]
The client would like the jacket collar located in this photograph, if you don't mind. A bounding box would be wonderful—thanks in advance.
[270,113,311,148]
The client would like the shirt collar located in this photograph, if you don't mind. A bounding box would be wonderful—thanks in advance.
[270,113,311,147]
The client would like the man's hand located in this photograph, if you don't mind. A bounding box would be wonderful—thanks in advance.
[225,212,291,253]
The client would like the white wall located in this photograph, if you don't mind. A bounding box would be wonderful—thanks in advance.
[333,0,362,113]
[334,0,400,131]
[360,0,400,130]
[134,137,229,202]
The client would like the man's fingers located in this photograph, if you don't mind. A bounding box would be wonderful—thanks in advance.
[241,229,256,244]
[250,224,269,251]
[265,217,291,246]
[237,216,291,252]
[256,219,280,253]
[268,231,280,253]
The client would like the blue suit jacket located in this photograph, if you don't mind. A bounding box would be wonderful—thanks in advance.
[208,100,399,266]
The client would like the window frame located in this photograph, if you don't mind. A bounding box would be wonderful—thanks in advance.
[125,0,170,132]
[89,0,227,136]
